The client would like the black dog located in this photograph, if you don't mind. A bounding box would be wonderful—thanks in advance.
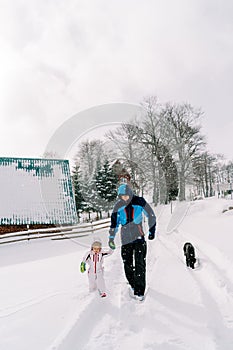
[183,242,196,269]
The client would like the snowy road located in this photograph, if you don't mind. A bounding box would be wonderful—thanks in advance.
[0,197,233,350]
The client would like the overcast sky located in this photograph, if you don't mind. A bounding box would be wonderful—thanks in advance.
[0,0,232,161]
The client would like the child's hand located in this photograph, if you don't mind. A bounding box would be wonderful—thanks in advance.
[80,262,86,273]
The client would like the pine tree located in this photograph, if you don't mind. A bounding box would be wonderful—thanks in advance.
[95,159,118,216]
[77,159,118,221]
[91,161,103,219]
[80,174,95,221]
[71,164,84,221]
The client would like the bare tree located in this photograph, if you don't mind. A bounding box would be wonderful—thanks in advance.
[161,102,205,200]
[106,123,149,193]
[192,152,222,198]
[42,151,61,159]
[74,140,105,179]
[106,97,180,204]
[134,97,179,204]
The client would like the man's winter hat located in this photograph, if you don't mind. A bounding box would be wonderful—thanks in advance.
[117,184,133,198]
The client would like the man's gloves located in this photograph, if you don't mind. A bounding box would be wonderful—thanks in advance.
[148,231,155,240]
[80,261,86,273]
[108,238,116,250]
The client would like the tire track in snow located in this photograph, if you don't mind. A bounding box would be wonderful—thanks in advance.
[79,253,148,350]
[0,289,77,318]
[158,232,233,349]
[152,204,214,347]
[165,227,233,309]
[52,247,154,350]
[159,200,233,324]
[159,229,233,306]
[177,228,233,298]
[145,240,209,349]
[49,251,125,350]
[177,229,233,335]
[50,296,121,350]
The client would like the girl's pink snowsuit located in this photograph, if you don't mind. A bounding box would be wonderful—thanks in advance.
[82,249,113,294]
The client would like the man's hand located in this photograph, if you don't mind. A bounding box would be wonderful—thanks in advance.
[148,232,155,240]
[109,238,116,250]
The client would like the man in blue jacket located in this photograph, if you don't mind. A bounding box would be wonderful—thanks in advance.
[108,184,156,301]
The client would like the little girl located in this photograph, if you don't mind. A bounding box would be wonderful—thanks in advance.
[80,239,113,297]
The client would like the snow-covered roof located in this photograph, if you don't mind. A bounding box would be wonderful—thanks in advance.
[0,157,78,225]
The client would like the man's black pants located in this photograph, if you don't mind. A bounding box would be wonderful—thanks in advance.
[121,240,147,296]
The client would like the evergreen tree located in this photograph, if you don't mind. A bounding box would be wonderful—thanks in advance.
[71,164,84,221]
[80,174,95,221]
[95,159,118,216]
[91,161,103,219]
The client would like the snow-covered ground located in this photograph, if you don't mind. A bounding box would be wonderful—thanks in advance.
[0,196,233,350]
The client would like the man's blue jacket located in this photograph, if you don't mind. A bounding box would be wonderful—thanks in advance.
[109,184,156,245]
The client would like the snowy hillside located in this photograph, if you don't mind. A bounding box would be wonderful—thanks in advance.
[0,197,233,350]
